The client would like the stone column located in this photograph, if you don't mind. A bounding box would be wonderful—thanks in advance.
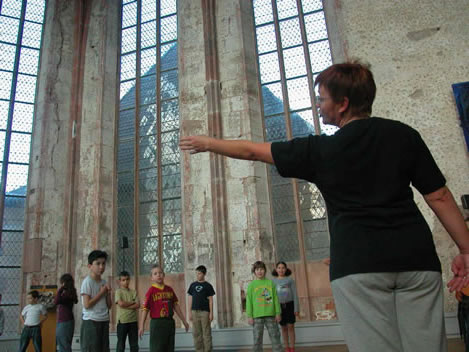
[179,0,275,326]
[23,0,119,323]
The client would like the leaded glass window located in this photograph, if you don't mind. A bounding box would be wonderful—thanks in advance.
[254,0,332,261]
[117,0,182,275]
[0,0,46,336]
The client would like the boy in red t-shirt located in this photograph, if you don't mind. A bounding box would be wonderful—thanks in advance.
[139,265,189,352]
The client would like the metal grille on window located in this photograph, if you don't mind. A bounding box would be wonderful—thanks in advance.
[0,0,46,337]
[117,0,182,275]
[254,0,332,262]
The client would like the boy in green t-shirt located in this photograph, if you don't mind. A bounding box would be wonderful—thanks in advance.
[246,261,283,352]
[115,271,139,352]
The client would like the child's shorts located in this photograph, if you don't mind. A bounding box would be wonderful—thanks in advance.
[279,301,296,326]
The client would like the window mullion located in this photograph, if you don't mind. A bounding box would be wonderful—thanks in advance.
[134,0,142,276]
[296,0,321,136]
[156,2,164,269]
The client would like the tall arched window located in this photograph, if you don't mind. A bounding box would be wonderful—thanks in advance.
[117,0,182,276]
[253,0,336,320]
[0,0,46,336]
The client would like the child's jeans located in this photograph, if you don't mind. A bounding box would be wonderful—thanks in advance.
[252,316,283,352]
[19,325,42,352]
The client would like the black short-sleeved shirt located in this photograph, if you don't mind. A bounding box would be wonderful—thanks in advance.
[271,117,446,281]
[187,281,215,312]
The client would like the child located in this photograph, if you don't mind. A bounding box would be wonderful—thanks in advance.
[187,265,215,352]
[139,265,189,352]
[18,290,48,352]
[272,262,299,352]
[246,261,283,352]
[55,273,78,352]
[80,250,112,352]
[115,271,139,352]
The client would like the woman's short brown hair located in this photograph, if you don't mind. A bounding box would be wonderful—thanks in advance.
[314,61,376,117]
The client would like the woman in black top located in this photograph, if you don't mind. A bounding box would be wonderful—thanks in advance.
[180,62,469,352]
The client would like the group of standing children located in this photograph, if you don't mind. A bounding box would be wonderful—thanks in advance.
[246,261,299,352]
[17,249,298,352]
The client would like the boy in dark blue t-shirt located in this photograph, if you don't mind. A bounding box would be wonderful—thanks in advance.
[187,265,215,352]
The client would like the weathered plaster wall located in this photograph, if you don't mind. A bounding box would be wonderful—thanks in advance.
[330,0,469,311]
[23,0,119,325]
[179,0,275,326]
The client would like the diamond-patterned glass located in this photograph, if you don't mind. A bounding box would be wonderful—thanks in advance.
[22,21,42,48]
[15,74,37,103]
[0,16,20,44]
[141,47,157,75]
[0,43,16,71]
[160,69,178,99]
[279,18,302,48]
[24,0,45,23]
[0,101,8,129]
[140,74,156,105]
[287,76,311,111]
[0,71,13,100]
[256,24,277,54]
[8,133,31,163]
[309,40,332,73]
[117,140,135,171]
[161,43,177,71]
[259,52,280,84]
[121,53,137,81]
[18,47,40,75]
[161,0,177,17]
[161,99,179,131]
[319,116,338,136]
[291,109,315,137]
[253,0,273,26]
[118,108,135,139]
[121,26,137,54]
[120,80,136,102]
[262,84,284,117]
[3,196,26,229]
[302,0,323,13]
[1,0,22,18]
[305,11,328,43]
[160,15,177,43]
[283,46,306,78]
[265,114,287,142]
[139,103,157,136]
[142,0,157,22]
[122,2,137,28]
[0,132,5,160]
[163,233,183,273]
[5,164,29,195]
[141,20,157,49]
[276,0,298,20]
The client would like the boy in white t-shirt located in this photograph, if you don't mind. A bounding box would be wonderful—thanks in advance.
[18,290,47,352]
[80,250,112,352]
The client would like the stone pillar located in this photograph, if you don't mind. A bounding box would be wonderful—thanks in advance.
[179,0,275,326]
[23,0,119,321]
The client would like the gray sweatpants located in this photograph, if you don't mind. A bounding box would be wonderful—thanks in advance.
[331,271,447,352]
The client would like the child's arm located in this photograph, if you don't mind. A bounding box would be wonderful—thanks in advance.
[291,278,300,315]
[246,284,253,325]
[19,312,25,325]
[187,295,192,321]
[139,309,149,338]
[272,283,281,323]
[39,310,48,326]
[82,284,108,309]
[106,284,112,309]
[174,303,189,332]
[208,295,214,321]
